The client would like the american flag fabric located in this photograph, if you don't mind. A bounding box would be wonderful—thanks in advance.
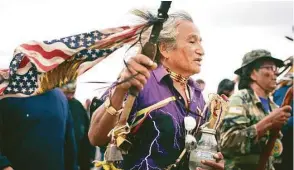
[0,23,149,99]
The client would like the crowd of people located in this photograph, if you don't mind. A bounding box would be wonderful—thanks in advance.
[0,6,292,170]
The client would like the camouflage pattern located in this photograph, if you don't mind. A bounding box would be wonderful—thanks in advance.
[234,49,284,75]
[219,89,279,170]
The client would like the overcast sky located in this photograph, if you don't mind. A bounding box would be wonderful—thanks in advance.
[0,0,293,102]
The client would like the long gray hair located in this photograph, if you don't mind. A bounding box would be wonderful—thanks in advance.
[131,9,193,63]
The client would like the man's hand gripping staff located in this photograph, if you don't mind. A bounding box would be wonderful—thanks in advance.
[95,2,172,169]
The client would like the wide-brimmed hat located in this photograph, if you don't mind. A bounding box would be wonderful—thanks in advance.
[234,49,284,75]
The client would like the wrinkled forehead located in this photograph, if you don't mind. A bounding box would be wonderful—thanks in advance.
[176,20,201,40]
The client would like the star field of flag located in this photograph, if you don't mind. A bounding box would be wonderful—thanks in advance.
[44,30,109,49]
[4,30,113,95]
[0,23,148,98]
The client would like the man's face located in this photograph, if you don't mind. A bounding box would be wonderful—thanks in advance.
[223,90,234,98]
[251,61,278,92]
[165,20,204,77]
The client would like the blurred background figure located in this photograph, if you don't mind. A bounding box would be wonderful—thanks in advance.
[195,78,206,91]
[272,56,293,170]
[0,88,78,170]
[61,81,96,170]
[217,78,236,98]
[89,97,107,167]
[84,99,92,118]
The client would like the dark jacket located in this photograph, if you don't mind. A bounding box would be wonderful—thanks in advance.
[0,89,78,170]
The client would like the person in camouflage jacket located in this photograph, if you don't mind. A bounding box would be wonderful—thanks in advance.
[219,49,292,170]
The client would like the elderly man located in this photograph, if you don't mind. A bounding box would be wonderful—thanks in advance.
[220,49,292,170]
[88,10,224,170]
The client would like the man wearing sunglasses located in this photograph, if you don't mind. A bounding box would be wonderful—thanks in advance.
[219,49,292,170]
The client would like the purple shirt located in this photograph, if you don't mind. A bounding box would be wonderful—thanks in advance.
[93,65,206,169]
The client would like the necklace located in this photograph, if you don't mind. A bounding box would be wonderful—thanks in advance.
[167,69,189,85]
[167,69,191,105]
[166,68,198,148]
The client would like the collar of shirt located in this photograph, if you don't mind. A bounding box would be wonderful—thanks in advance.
[247,89,278,111]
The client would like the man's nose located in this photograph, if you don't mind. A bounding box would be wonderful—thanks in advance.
[196,44,205,56]
[274,69,279,75]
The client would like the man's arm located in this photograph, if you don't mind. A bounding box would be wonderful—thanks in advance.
[0,101,13,170]
[88,54,157,147]
[219,95,260,155]
[88,88,126,146]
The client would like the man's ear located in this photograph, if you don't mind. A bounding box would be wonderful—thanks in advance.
[250,69,258,81]
[158,43,169,58]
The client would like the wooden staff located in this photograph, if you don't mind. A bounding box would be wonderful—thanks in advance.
[114,1,172,150]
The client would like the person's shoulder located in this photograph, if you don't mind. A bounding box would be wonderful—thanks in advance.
[49,88,64,95]
[231,89,250,98]
[69,97,80,104]
[149,65,168,86]
[224,90,251,116]
[48,88,67,100]
[137,69,163,98]
[229,89,251,105]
